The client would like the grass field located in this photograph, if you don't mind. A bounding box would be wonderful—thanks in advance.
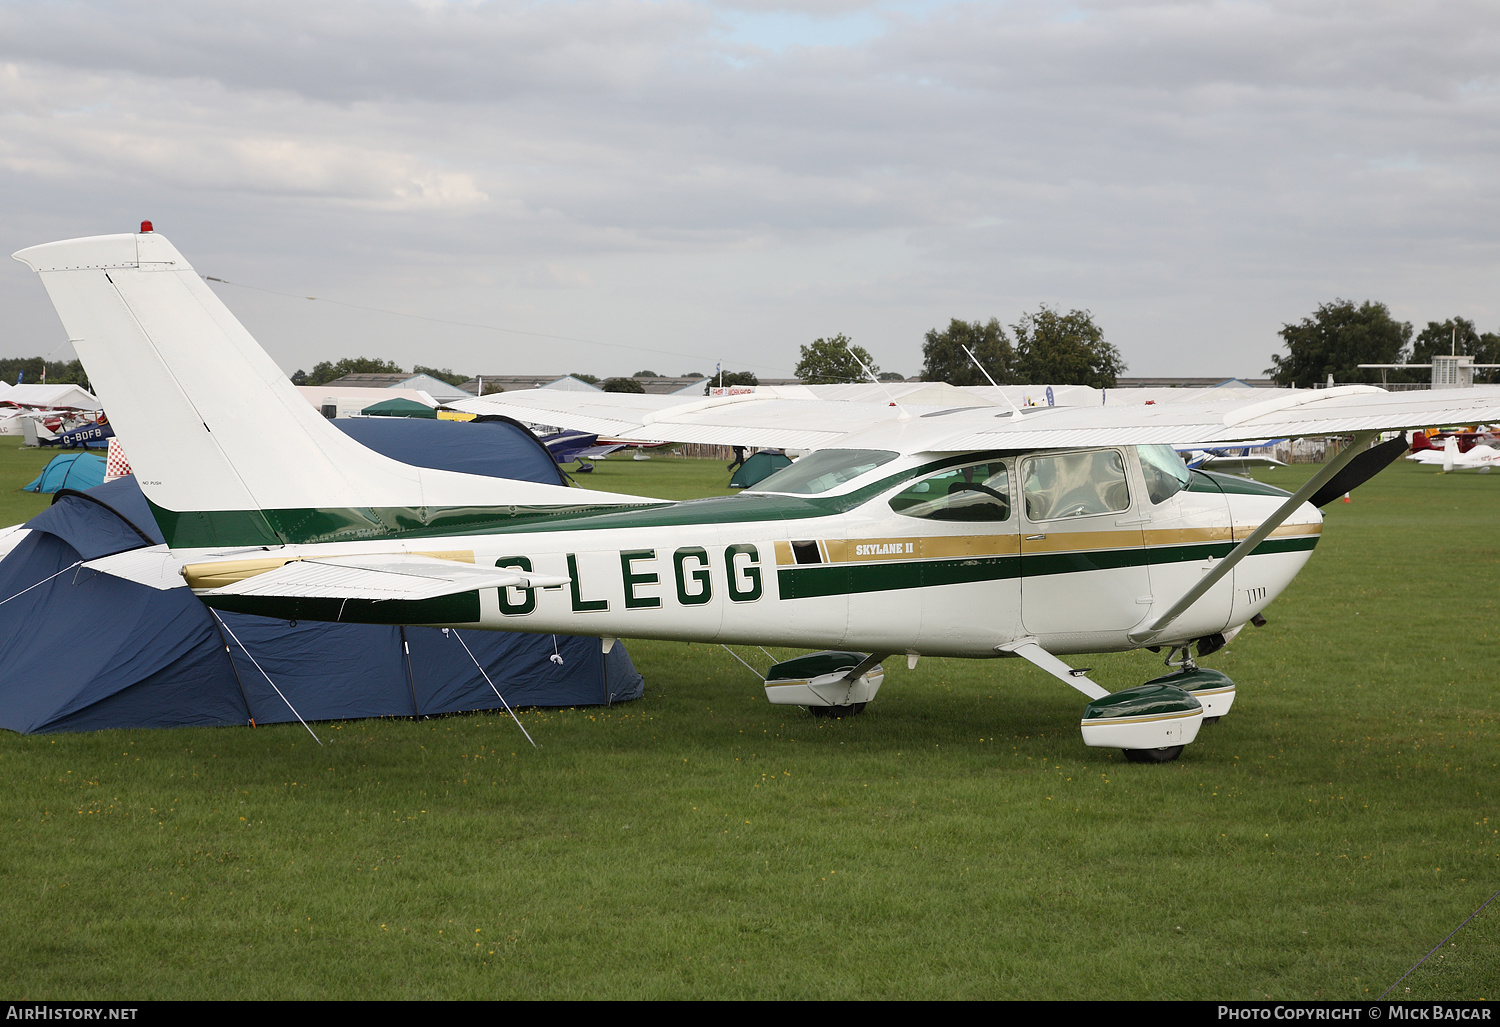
[1,439,1497,999]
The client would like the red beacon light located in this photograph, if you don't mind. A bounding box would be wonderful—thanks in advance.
[139,220,154,233]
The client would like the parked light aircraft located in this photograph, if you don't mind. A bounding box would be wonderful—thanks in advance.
[17,228,1500,762]
[1408,434,1500,472]
[1176,442,1288,473]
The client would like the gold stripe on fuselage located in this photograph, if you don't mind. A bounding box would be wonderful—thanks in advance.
[776,536,1022,566]
[775,521,1321,567]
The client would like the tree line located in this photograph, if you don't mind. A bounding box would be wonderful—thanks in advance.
[290,358,471,388]
[1266,301,1500,387]
[0,357,90,388]
[794,306,1125,388]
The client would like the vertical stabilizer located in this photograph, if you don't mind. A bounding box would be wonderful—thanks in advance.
[14,231,647,549]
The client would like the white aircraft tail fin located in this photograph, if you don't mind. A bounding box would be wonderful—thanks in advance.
[13,230,647,550]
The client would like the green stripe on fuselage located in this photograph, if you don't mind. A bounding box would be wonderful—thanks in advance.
[147,453,1014,548]
[777,535,1318,599]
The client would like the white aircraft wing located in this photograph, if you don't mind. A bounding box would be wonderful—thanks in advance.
[454,384,1500,453]
[452,389,925,449]
[927,386,1500,450]
[197,554,570,601]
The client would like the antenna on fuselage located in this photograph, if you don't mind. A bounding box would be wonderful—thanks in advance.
[962,345,1024,418]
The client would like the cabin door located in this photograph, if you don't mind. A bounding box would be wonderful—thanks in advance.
[1018,448,1153,642]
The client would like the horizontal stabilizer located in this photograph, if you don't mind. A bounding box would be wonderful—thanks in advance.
[83,544,186,590]
[195,554,569,601]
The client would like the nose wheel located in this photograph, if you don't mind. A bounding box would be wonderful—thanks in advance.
[809,702,866,718]
[1122,745,1184,763]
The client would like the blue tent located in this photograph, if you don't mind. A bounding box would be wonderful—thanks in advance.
[0,419,643,734]
[23,452,106,493]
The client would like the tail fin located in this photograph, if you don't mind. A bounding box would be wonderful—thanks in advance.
[14,231,645,550]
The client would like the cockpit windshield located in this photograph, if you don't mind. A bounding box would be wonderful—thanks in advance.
[748,449,899,495]
[1137,444,1191,505]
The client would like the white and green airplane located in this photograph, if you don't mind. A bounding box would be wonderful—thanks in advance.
[17,228,1500,761]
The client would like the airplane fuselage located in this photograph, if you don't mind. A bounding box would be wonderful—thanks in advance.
[190,446,1321,659]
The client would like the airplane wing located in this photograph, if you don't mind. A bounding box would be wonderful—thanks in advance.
[453,384,1500,452]
[192,554,570,601]
[451,389,920,449]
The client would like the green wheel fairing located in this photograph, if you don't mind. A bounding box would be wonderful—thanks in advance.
[1144,667,1236,720]
[1082,682,1202,722]
[766,651,864,682]
[1143,667,1235,694]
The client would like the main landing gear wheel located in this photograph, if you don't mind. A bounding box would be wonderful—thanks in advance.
[1122,745,1184,763]
[809,703,866,718]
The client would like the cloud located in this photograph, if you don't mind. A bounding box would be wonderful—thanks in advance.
[0,0,1496,378]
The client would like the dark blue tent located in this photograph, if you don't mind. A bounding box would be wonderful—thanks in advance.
[0,420,642,734]
[332,416,566,484]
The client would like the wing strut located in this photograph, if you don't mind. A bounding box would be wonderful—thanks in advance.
[997,639,1109,700]
[1128,430,1378,646]
[841,651,893,683]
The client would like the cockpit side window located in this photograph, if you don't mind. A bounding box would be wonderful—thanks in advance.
[889,461,1011,522]
[1021,449,1130,520]
[1137,444,1191,505]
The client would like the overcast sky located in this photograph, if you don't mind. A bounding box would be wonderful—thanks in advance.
[1,0,1495,382]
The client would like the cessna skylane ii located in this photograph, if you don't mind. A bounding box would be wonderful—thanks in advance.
[17,228,1500,762]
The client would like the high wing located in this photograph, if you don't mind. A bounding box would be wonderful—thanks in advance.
[451,388,933,450]
[453,383,1500,452]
